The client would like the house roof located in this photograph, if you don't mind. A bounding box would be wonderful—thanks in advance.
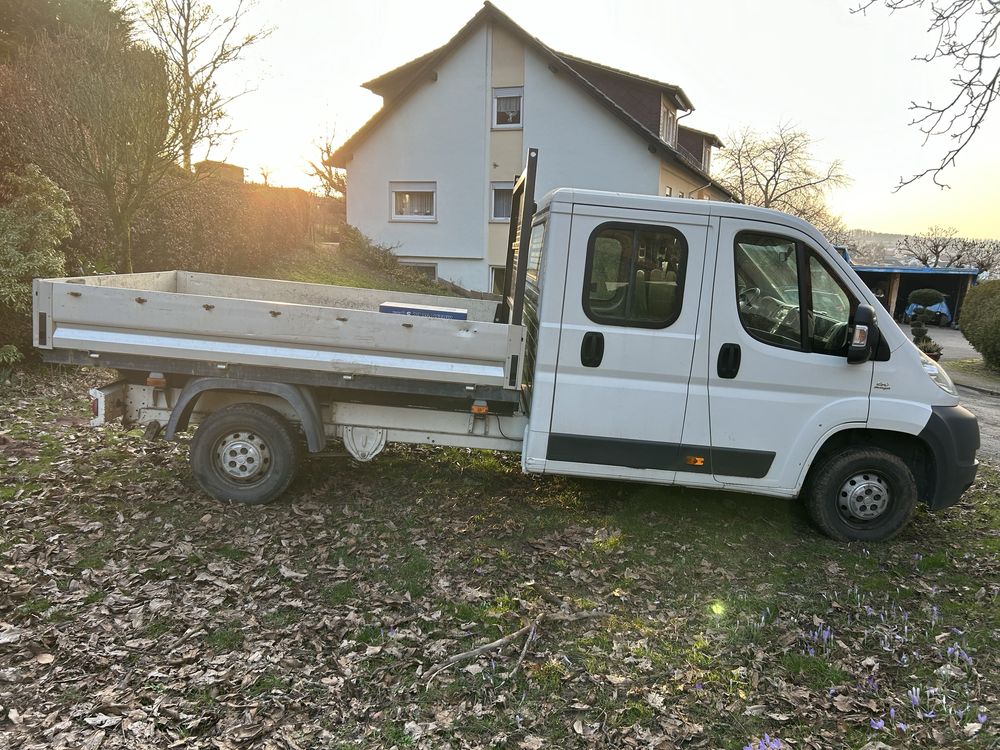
[678,123,724,149]
[553,51,692,111]
[851,264,981,276]
[329,2,734,199]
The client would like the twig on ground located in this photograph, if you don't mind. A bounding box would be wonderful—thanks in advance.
[423,608,607,686]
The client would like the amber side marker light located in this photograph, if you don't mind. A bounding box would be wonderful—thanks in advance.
[146,372,167,388]
[685,456,705,467]
[471,400,489,415]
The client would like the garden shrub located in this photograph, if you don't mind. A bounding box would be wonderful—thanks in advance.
[0,164,77,361]
[131,176,313,275]
[961,280,1000,369]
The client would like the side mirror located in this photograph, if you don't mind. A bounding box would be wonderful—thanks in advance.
[847,304,877,364]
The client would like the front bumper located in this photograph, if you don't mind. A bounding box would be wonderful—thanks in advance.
[919,405,980,510]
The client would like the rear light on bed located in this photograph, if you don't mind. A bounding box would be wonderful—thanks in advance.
[90,397,99,417]
[146,372,167,388]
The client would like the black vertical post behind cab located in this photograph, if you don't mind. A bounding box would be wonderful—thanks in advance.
[495,148,539,326]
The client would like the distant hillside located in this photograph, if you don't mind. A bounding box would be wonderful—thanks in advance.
[846,229,910,265]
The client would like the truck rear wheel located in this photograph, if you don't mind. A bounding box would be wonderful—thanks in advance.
[804,448,917,542]
[190,404,301,505]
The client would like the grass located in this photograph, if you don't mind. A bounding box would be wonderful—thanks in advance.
[943,357,1000,389]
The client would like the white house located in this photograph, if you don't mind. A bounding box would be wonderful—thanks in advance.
[330,2,734,292]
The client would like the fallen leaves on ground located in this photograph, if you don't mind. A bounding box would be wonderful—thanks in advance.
[0,366,998,749]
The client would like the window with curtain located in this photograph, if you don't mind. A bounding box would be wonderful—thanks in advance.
[493,87,523,128]
[491,183,513,220]
[390,181,436,221]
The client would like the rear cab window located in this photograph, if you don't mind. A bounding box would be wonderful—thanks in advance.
[583,223,687,328]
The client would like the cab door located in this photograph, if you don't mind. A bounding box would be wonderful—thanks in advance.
[706,218,873,491]
[545,204,709,482]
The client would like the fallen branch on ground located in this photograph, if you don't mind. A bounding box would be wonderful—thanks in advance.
[423,608,607,686]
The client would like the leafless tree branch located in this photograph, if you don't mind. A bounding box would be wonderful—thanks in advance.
[140,0,272,171]
[853,0,999,189]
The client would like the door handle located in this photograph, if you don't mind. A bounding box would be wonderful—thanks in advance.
[581,331,605,368]
[717,343,741,379]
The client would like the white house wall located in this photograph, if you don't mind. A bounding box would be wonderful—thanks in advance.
[346,25,490,290]
[522,48,661,200]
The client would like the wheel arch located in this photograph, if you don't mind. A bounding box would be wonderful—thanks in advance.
[803,427,934,504]
[163,377,326,452]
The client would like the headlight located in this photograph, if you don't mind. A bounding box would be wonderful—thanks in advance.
[920,350,957,396]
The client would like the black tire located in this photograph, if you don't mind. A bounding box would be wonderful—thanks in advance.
[804,447,917,542]
[189,404,301,505]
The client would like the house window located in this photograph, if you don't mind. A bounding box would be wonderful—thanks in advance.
[491,266,507,295]
[702,143,712,173]
[664,186,673,197]
[390,181,436,221]
[678,191,685,199]
[493,87,523,129]
[491,182,514,221]
[660,104,677,144]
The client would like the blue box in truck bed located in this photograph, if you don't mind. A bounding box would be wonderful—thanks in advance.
[379,301,468,320]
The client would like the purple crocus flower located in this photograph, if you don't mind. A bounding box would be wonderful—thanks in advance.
[870,718,885,730]
[896,722,908,732]
[977,713,987,724]
[889,707,895,720]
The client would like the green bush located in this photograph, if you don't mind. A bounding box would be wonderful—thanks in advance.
[131,177,313,275]
[908,288,944,308]
[961,280,1000,369]
[0,164,77,360]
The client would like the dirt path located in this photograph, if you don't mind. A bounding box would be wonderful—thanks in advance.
[960,385,1000,463]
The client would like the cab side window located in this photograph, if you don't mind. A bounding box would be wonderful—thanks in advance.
[584,224,687,328]
[735,232,854,355]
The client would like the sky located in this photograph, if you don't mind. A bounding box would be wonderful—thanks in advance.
[198,0,1000,238]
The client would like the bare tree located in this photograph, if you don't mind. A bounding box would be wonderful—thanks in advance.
[897,226,961,267]
[259,165,272,186]
[141,0,270,171]
[854,0,999,188]
[2,29,183,272]
[961,238,1000,275]
[307,137,347,199]
[715,124,850,234]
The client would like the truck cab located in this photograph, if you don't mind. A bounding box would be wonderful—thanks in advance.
[511,186,978,541]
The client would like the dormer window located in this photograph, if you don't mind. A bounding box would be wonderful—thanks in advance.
[493,87,523,129]
[702,142,712,173]
[660,101,677,145]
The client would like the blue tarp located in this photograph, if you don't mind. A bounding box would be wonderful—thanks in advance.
[904,301,952,324]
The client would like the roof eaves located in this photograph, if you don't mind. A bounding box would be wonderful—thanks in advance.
[362,47,441,95]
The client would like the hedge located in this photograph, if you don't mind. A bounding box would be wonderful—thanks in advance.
[961,280,1000,369]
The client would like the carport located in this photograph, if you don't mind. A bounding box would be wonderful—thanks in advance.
[851,265,979,323]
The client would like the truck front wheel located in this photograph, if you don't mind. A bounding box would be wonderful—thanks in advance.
[189,404,301,505]
[804,448,917,542]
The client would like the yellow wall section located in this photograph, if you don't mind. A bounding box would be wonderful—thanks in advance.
[490,24,523,87]
[659,163,728,201]
[489,24,525,272]
[488,223,509,269]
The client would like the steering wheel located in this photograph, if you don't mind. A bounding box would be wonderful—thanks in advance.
[738,287,761,308]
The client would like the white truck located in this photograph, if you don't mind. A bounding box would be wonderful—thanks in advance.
[33,150,979,542]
